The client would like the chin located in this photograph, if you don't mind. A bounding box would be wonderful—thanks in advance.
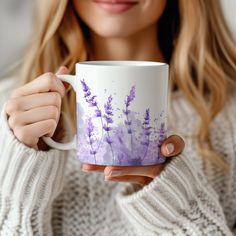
[89,17,141,38]
[92,25,135,38]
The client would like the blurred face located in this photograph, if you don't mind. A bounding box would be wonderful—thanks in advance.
[73,0,167,38]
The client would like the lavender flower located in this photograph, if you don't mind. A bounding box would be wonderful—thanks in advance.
[86,118,97,163]
[125,86,135,107]
[81,79,89,93]
[123,86,136,152]
[104,96,113,115]
[80,79,101,115]
[141,109,152,160]
[95,109,102,117]
[106,136,113,145]
[86,96,97,107]
[80,79,104,151]
[103,95,114,130]
[103,95,115,164]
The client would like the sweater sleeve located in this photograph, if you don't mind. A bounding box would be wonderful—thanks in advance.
[116,152,234,236]
[0,103,68,235]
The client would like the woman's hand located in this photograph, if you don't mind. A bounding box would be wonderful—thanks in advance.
[81,135,185,186]
[5,67,68,150]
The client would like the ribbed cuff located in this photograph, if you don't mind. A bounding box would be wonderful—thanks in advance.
[0,103,68,209]
[116,153,228,234]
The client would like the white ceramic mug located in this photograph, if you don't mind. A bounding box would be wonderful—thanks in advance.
[43,61,169,166]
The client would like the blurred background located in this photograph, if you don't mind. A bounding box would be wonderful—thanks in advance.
[0,0,235,79]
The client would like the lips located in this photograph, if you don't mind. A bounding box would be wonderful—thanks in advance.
[94,0,139,13]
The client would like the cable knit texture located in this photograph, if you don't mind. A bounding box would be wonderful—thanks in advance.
[0,77,236,236]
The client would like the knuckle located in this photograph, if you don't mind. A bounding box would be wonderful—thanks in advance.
[49,106,59,119]
[50,92,61,106]
[8,114,18,128]
[48,119,58,129]
[44,72,55,89]
[9,89,18,99]
[14,127,38,147]
[45,72,55,80]
[47,119,57,137]
[14,128,28,144]
[5,100,21,115]
[5,101,12,115]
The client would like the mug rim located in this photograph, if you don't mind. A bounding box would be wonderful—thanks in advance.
[77,60,168,67]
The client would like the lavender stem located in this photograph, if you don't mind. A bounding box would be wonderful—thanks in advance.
[103,95,115,164]
[86,118,97,163]
[81,79,104,154]
[123,86,136,155]
[141,109,151,161]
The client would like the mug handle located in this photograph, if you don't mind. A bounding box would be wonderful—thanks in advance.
[42,74,77,150]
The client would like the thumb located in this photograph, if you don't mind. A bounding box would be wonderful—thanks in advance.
[56,66,69,75]
[160,135,185,157]
[56,66,70,89]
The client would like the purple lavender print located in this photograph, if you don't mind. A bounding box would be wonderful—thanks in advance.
[123,86,135,153]
[80,79,104,150]
[77,80,167,166]
[141,109,152,161]
[157,122,166,157]
[103,95,115,164]
[86,118,98,163]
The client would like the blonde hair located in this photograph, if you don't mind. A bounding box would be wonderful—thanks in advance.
[21,0,236,169]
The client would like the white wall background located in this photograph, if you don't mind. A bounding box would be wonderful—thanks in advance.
[0,0,32,78]
[221,0,236,36]
[0,0,235,78]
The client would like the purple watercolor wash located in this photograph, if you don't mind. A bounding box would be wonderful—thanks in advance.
[78,82,167,166]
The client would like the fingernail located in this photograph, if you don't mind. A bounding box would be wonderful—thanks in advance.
[166,143,174,155]
[109,171,122,176]
[104,170,121,177]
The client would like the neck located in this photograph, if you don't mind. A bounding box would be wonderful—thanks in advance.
[89,24,165,62]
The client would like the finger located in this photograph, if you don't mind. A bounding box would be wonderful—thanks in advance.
[8,105,60,129]
[161,135,185,157]
[10,72,65,99]
[14,119,57,146]
[104,175,153,186]
[6,92,62,115]
[103,165,164,179]
[81,163,106,172]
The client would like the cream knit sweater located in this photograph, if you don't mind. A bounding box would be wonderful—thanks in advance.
[0,77,236,236]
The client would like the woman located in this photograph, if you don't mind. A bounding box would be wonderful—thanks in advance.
[0,0,236,235]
